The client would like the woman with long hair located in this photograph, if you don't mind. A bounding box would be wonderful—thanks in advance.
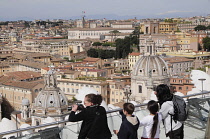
[140,100,162,139]
[155,84,184,139]
[69,94,112,139]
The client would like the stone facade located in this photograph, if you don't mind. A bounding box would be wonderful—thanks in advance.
[31,68,69,127]
[131,38,170,102]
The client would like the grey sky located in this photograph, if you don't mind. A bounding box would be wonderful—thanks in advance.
[0,0,210,20]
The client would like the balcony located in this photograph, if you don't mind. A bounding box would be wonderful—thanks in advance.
[1,91,210,139]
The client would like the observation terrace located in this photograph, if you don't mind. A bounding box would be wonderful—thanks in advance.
[0,91,210,139]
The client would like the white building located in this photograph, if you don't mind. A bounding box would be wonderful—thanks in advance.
[68,27,134,40]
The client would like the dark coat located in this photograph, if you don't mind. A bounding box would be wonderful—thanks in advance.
[117,112,140,139]
[69,105,112,139]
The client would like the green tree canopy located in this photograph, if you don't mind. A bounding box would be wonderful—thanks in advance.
[87,48,98,57]
[115,37,131,59]
[194,25,207,31]
[202,36,210,51]
[92,42,102,46]
[87,48,115,59]
[102,42,112,46]
[207,25,210,30]
[164,19,174,23]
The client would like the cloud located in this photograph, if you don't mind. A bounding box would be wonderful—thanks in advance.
[157,10,193,15]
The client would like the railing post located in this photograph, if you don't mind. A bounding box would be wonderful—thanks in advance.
[205,107,210,139]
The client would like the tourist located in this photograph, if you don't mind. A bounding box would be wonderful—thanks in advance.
[114,103,140,139]
[68,94,112,139]
[140,100,162,139]
[155,84,184,139]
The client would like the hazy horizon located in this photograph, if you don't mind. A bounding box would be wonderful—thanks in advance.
[0,0,210,21]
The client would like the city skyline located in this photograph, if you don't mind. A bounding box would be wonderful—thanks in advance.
[1,0,210,21]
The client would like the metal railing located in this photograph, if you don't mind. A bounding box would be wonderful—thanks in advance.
[0,91,210,138]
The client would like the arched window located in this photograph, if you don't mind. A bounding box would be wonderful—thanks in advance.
[139,85,142,93]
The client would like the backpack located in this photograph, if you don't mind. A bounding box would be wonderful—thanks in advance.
[172,95,188,122]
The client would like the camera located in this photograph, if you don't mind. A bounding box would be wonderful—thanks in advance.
[68,104,84,111]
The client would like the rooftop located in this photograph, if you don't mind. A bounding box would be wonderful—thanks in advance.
[0,91,209,139]
[4,71,41,81]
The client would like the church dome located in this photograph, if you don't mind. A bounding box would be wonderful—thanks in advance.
[32,68,68,117]
[132,55,168,79]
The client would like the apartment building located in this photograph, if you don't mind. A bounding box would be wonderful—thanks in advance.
[82,57,105,69]
[111,22,134,28]
[163,57,194,75]
[57,79,109,103]
[170,73,194,95]
[176,32,198,51]
[190,31,208,46]
[177,22,210,32]
[14,60,48,72]
[17,39,88,58]
[159,22,177,34]
[107,80,125,104]
[128,52,141,71]
[113,59,129,72]
[81,69,107,78]
[0,71,44,110]
[0,63,11,76]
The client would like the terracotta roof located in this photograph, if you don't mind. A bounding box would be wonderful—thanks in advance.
[88,69,106,72]
[51,57,66,62]
[19,61,47,69]
[63,70,80,74]
[83,57,101,62]
[4,71,41,81]
[0,75,12,84]
[38,36,64,40]
[129,52,141,56]
[0,54,13,58]
[163,57,193,63]
[2,80,41,89]
[12,53,27,60]
[29,53,51,58]
[42,67,49,71]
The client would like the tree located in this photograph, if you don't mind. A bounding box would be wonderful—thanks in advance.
[207,25,210,30]
[115,37,131,59]
[194,25,207,31]
[87,48,115,59]
[87,48,98,57]
[102,42,111,46]
[92,42,102,46]
[110,30,120,42]
[164,19,173,23]
[115,38,124,59]
[202,36,210,51]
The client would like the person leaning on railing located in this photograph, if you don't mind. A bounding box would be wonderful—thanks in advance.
[68,94,112,139]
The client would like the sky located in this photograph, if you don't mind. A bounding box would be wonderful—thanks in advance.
[0,0,210,21]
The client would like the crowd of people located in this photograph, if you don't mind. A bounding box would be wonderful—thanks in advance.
[68,84,186,139]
